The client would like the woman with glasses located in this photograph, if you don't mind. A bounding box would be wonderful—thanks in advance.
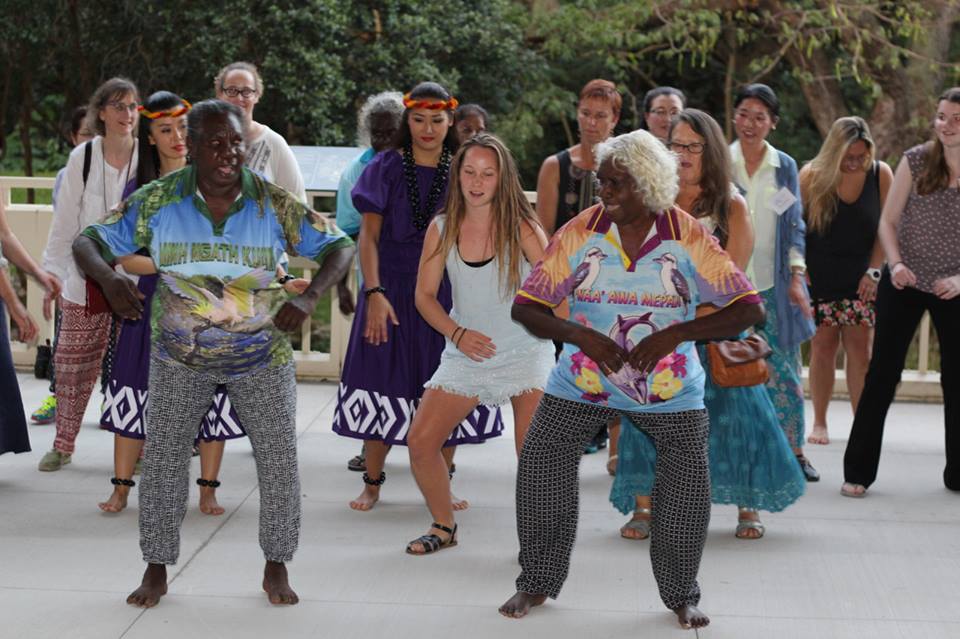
[535,79,622,462]
[802,118,892,447]
[215,62,307,202]
[640,86,686,142]
[38,77,140,472]
[843,88,960,497]
[729,83,818,482]
[611,109,805,541]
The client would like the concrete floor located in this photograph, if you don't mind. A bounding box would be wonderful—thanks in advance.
[1,373,958,639]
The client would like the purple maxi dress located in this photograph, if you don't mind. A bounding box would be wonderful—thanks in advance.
[332,150,503,445]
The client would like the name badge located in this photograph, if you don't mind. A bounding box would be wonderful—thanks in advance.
[771,187,797,216]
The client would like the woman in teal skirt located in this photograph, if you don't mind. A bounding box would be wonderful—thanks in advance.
[611,110,804,539]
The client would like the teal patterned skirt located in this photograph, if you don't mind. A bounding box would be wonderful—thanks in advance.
[609,343,806,514]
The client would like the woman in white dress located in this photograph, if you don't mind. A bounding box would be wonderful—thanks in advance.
[405,133,555,554]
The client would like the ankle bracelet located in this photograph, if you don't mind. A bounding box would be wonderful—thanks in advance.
[196,478,221,488]
[362,471,386,486]
[110,477,136,487]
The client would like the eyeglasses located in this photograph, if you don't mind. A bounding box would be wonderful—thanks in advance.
[667,141,706,154]
[650,108,681,118]
[107,101,139,113]
[222,86,258,99]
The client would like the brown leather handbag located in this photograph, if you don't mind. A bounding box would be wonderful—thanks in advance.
[705,334,772,388]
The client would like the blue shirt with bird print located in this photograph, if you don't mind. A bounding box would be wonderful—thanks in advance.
[517,204,760,412]
[83,165,353,378]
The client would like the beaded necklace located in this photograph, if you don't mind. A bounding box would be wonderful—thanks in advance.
[403,143,452,231]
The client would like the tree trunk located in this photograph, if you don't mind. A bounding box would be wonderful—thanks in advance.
[786,46,848,138]
[0,59,11,161]
[866,1,959,159]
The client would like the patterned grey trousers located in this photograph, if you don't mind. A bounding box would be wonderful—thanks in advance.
[140,356,300,565]
[515,393,711,610]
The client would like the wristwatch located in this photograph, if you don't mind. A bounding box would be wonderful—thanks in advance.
[866,268,881,283]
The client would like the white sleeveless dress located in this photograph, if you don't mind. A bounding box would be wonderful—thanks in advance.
[425,218,555,405]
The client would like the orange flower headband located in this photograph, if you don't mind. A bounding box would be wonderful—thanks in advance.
[402,93,459,111]
[137,99,192,120]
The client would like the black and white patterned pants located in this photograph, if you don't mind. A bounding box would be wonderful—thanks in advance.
[515,393,710,610]
[140,356,300,565]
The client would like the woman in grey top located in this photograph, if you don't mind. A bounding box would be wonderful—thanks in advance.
[842,87,960,496]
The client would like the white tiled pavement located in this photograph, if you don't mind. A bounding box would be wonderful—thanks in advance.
[1,373,958,639]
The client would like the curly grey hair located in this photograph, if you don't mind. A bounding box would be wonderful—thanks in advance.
[356,91,405,147]
[595,130,679,212]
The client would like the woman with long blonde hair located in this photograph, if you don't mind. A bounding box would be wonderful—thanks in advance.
[405,133,554,554]
[801,117,892,446]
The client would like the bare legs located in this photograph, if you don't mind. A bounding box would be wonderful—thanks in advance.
[99,434,143,513]
[808,324,873,445]
[197,439,226,515]
[350,440,389,511]
[407,389,480,552]
[606,417,620,475]
[809,325,840,445]
[511,390,543,456]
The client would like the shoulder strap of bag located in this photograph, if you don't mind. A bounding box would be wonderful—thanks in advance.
[82,140,93,189]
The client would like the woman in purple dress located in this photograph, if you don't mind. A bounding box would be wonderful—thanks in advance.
[333,82,502,511]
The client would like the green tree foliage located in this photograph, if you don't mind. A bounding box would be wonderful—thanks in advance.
[1,0,958,186]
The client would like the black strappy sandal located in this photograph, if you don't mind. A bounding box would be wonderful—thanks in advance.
[405,522,458,555]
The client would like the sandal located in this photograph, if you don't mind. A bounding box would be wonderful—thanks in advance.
[606,454,618,476]
[347,451,366,472]
[735,508,765,539]
[841,482,867,498]
[405,522,458,555]
[620,507,651,540]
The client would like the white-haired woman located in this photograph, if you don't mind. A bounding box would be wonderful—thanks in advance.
[801,117,892,446]
[336,91,405,472]
[499,130,764,630]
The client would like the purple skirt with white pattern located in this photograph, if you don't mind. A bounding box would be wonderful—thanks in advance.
[100,274,246,442]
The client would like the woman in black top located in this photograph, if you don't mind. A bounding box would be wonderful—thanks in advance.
[800,117,892,445]
[534,79,620,236]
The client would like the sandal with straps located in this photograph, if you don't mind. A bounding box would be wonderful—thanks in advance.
[620,507,652,540]
[735,508,765,539]
[405,522,458,555]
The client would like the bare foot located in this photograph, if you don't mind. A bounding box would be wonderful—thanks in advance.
[126,564,168,608]
[198,486,225,516]
[807,425,830,445]
[262,561,299,605]
[98,486,130,513]
[498,591,547,618]
[349,485,380,511]
[451,491,469,511]
[619,510,651,540]
[673,604,709,629]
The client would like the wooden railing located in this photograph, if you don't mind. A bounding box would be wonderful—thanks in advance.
[2,175,943,399]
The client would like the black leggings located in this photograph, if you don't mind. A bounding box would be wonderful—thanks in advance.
[843,272,960,490]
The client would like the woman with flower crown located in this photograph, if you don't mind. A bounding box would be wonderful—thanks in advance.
[332,82,502,511]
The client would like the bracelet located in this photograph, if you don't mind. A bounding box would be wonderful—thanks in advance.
[891,261,904,270]
[450,326,464,342]
[277,274,295,284]
[363,286,386,298]
[455,328,467,348]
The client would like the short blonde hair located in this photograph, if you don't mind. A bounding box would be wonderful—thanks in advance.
[595,130,678,212]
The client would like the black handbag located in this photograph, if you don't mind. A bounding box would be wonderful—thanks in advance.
[34,339,53,379]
